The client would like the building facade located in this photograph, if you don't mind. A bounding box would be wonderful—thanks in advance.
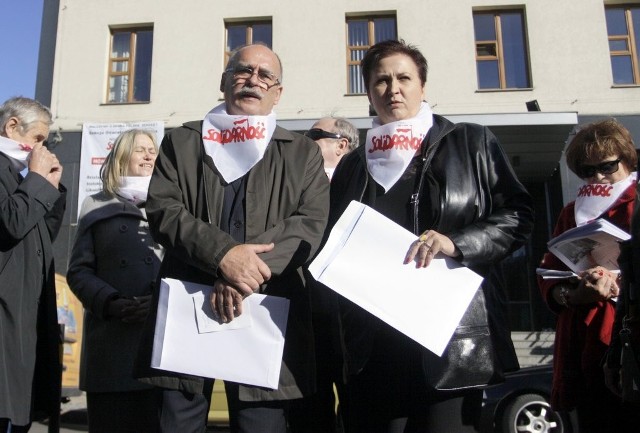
[36,0,640,332]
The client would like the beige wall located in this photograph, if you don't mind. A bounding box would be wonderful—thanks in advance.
[50,0,640,131]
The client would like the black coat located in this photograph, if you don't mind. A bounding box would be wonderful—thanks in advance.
[329,114,534,380]
[0,153,66,425]
[67,192,162,392]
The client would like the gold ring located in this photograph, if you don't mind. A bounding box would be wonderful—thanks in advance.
[419,234,428,242]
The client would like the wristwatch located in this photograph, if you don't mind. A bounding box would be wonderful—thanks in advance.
[558,285,571,308]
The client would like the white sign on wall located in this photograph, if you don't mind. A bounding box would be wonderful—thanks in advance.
[78,121,165,218]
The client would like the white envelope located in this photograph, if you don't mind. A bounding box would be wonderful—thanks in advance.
[151,278,289,389]
[309,201,483,356]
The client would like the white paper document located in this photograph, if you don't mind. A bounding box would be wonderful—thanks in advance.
[191,291,254,333]
[536,267,619,279]
[151,278,290,389]
[309,201,483,356]
[547,218,630,273]
[535,268,579,279]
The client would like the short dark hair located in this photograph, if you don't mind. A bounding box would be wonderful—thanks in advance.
[361,39,428,92]
[565,118,638,175]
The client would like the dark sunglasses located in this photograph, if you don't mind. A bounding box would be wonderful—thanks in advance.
[305,128,344,141]
[576,158,621,178]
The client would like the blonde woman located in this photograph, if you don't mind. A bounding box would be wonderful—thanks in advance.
[67,129,163,433]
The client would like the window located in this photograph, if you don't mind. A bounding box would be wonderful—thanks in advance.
[225,21,273,65]
[346,15,397,94]
[107,27,153,103]
[606,6,640,85]
[473,10,531,90]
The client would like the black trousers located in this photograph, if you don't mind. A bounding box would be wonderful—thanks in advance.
[158,380,308,433]
[0,419,30,433]
[343,325,481,433]
[158,381,213,433]
[86,389,160,433]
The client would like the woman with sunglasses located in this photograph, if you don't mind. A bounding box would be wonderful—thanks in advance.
[538,118,638,433]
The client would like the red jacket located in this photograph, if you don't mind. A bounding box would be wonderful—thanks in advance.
[538,182,636,410]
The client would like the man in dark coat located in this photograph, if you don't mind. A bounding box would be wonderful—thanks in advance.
[135,44,329,433]
[0,97,67,432]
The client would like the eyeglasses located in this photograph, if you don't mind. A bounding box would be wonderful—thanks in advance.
[305,128,344,141]
[576,158,622,178]
[226,65,280,89]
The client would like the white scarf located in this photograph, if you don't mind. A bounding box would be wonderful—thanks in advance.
[574,172,637,226]
[0,135,32,172]
[117,176,151,205]
[325,167,335,181]
[201,103,277,183]
[365,102,433,192]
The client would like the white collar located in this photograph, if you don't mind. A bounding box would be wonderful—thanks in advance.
[365,102,433,192]
[201,103,277,183]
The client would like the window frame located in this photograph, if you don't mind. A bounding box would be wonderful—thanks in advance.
[224,20,273,66]
[606,5,640,86]
[345,14,397,95]
[106,26,153,104]
[473,9,531,91]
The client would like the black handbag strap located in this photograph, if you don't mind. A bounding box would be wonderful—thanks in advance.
[411,133,443,235]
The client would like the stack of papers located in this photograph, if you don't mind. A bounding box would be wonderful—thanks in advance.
[151,278,289,389]
[547,218,630,273]
[309,201,483,356]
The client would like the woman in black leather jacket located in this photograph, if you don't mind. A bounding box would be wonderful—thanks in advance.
[328,40,534,433]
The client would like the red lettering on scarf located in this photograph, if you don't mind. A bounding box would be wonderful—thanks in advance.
[203,118,267,145]
[577,184,613,198]
[18,144,33,152]
[368,128,424,153]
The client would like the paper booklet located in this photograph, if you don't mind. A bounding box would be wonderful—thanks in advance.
[151,278,289,389]
[309,200,483,357]
[536,267,620,280]
[547,218,630,273]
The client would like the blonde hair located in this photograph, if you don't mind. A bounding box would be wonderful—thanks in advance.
[100,129,158,196]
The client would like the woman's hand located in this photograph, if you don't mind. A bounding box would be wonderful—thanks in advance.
[210,278,245,323]
[571,266,619,304]
[404,229,460,268]
[107,295,151,323]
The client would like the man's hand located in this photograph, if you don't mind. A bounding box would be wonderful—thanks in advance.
[210,278,245,323]
[219,243,273,293]
[28,142,63,188]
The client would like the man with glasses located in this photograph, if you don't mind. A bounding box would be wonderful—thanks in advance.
[135,44,329,433]
[300,117,358,432]
[306,117,358,180]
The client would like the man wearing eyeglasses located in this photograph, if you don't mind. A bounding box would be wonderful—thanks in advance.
[306,117,359,180]
[301,117,358,432]
[135,44,329,433]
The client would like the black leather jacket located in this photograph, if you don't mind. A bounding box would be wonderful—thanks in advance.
[329,114,534,381]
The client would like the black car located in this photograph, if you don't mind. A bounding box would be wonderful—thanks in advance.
[480,364,574,433]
